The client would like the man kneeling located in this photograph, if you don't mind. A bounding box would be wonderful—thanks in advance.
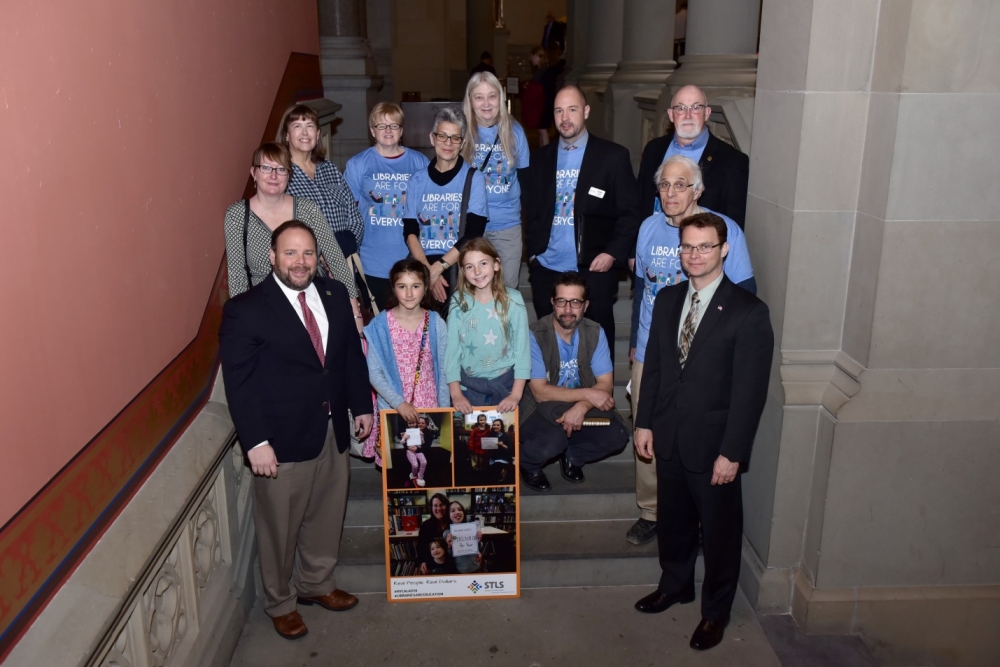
[519,272,629,490]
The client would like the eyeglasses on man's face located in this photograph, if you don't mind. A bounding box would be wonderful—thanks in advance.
[433,132,464,145]
[657,181,696,193]
[255,164,289,176]
[552,297,585,309]
[669,103,707,115]
[679,243,722,255]
[374,123,401,131]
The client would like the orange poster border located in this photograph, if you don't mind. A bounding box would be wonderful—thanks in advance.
[380,407,521,603]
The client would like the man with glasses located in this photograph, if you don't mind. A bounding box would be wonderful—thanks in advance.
[625,154,755,546]
[636,85,749,228]
[632,213,772,652]
[517,272,629,491]
[522,85,641,359]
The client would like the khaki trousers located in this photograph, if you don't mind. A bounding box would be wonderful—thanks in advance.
[252,420,350,617]
[631,360,657,521]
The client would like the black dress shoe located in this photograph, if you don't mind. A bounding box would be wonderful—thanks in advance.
[520,468,551,491]
[626,518,657,545]
[559,456,585,483]
[633,588,696,613]
[690,617,729,650]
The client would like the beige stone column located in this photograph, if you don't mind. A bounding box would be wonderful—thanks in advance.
[665,0,759,98]
[575,0,624,137]
[318,0,383,169]
[741,1,1000,664]
[606,0,675,164]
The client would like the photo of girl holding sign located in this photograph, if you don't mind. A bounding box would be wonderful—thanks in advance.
[443,500,483,573]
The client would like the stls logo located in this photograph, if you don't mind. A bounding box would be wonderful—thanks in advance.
[468,580,483,593]
[483,581,505,590]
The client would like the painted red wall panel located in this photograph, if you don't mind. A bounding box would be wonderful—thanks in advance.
[0,0,319,526]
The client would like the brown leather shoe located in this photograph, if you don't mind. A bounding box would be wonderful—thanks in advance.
[271,610,308,640]
[297,589,359,612]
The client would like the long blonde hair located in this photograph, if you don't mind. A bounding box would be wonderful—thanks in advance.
[452,238,512,340]
[461,72,520,168]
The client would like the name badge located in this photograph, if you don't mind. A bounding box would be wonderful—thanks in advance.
[588,187,606,199]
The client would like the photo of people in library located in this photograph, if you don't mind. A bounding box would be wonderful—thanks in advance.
[387,488,517,578]
[382,410,454,490]
[453,409,517,487]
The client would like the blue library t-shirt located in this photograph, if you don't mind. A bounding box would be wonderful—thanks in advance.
[652,128,709,214]
[536,132,588,272]
[402,162,489,258]
[345,147,430,278]
[473,122,530,231]
[631,207,753,362]
[529,327,614,388]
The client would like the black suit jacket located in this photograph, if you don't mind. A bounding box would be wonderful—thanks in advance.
[635,275,773,472]
[219,274,372,462]
[637,131,749,228]
[522,134,641,268]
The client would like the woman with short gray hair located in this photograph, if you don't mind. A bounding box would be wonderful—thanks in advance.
[402,108,489,309]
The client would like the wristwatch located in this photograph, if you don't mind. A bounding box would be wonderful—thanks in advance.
[439,259,450,270]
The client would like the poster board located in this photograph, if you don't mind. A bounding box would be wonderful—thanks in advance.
[381,407,520,601]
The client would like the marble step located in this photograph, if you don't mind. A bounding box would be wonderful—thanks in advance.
[333,519,704,593]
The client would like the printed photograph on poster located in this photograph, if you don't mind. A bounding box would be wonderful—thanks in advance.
[386,487,517,577]
[454,409,516,487]
[380,406,520,601]
[382,410,453,490]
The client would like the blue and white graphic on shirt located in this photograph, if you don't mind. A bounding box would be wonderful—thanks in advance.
[474,123,530,231]
[632,207,753,363]
[402,164,489,256]
[536,146,585,272]
[345,147,430,278]
[652,128,709,213]
[529,328,614,388]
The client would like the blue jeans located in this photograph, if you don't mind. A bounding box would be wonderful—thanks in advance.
[459,367,515,408]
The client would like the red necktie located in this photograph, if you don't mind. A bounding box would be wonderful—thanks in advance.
[298,291,326,366]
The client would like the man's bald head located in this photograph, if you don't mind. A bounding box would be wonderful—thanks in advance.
[667,85,711,144]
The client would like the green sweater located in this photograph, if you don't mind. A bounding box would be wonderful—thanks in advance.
[445,287,531,383]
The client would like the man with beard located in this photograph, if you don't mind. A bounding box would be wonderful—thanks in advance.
[636,85,749,228]
[517,272,630,491]
[219,220,373,640]
[521,85,641,360]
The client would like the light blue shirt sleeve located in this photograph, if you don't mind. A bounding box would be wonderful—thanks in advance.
[722,217,754,283]
[469,169,490,218]
[514,123,530,169]
[344,152,364,203]
[507,289,532,380]
[590,329,614,377]
[529,332,547,380]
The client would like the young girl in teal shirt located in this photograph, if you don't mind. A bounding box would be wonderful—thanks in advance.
[445,238,531,413]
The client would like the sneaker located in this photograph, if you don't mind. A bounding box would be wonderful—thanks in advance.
[626,518,657,545]
[415,478,426,487]
[409,473,415,479]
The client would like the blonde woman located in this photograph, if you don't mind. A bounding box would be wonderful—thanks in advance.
[462,72,530,288]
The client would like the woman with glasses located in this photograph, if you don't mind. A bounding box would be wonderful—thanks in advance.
[222,142,359,314]
[344,103,430,309]
[402,108,489,309]
[461,72,530,289]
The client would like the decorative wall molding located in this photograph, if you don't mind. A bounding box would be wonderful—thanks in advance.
[780,350,863,417]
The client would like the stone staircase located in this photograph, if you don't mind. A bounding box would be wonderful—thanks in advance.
[336,265,703,593]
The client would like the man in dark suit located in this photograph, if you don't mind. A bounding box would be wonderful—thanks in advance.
[636,85,749,228]
[522,84,640,359]
[632,212,773,651]
[219,220,373,640]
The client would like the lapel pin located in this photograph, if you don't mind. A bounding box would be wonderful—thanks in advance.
[707,155,713,161]
[718,305,723,311]
[326,291,332,296]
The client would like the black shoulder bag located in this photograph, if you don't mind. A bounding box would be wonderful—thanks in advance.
[241,199,253,289]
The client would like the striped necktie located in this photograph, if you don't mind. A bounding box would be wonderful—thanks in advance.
[678,291,700,367]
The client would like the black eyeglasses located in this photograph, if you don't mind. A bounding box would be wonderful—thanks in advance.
[254,164,289,176]
[553,298,585,309]
[374,123,401,131]
[433,132,464,145]
[679,243,722,255]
